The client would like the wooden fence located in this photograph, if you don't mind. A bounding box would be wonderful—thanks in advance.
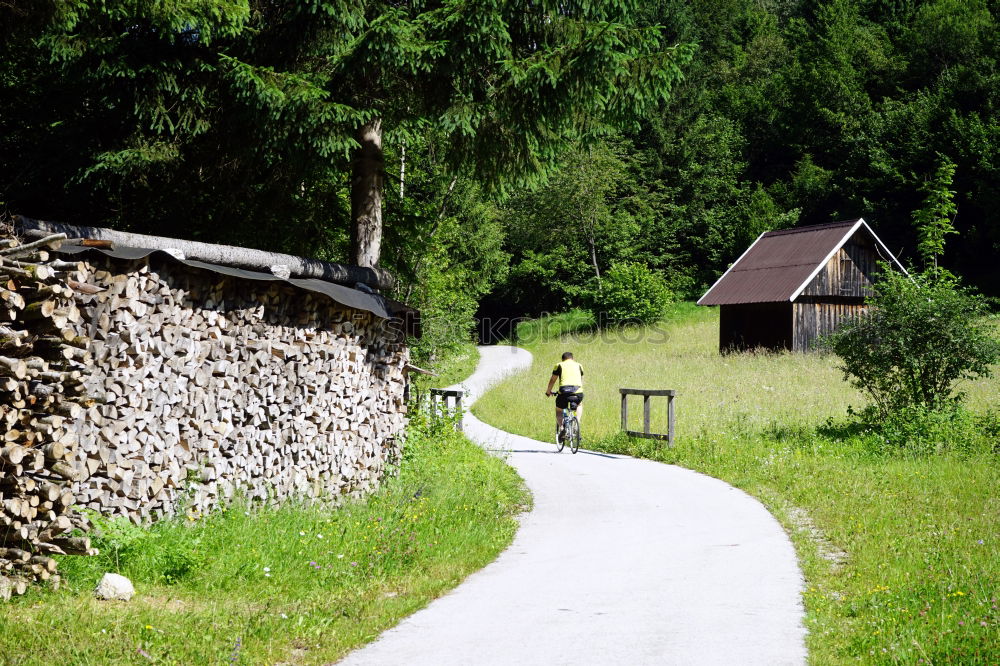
[429,389,464,431]
[620,388,675,447]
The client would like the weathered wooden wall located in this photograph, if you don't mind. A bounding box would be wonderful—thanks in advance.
[792,236,876,351]
[799,237,879,299]
[791,298,867,352]
[723,298,867,353]
[67,256,410,522]
[719,302,793,352]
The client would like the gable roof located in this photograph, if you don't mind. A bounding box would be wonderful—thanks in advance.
[697,218,904,306]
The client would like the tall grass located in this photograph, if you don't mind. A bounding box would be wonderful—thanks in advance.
[477,306,865,442]
[513,308,595,343]
[0,411,528,665]
[475,306,1000,664]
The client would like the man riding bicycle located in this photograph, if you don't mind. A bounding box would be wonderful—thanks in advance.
[545,351,584,439]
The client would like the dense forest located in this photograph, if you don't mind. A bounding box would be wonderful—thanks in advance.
[3,0,999,362]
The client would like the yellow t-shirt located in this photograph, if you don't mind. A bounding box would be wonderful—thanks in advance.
[552,360,583,389]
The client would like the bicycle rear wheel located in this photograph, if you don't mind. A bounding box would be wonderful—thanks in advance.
[555,423,565,452]
[568,416,581,454]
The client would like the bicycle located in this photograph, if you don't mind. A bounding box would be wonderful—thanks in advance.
[550,394,582,454]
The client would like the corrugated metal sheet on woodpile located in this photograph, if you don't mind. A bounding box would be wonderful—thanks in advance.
[698,220,861,305]
[55,243,422,337]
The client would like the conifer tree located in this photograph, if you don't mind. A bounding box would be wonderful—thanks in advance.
[1,1,693,267]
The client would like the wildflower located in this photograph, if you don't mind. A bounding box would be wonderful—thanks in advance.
[137,648,153,661]
[977,539,984,545]
[299,531,306,536]
[317,534,324,539]
[281,613,289,619]
[337,554,344,559]
[350,561,358,567]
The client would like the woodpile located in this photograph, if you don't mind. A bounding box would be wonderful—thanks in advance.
[1,226,410,600]
[1,231,97,600]
[67,255,409,522]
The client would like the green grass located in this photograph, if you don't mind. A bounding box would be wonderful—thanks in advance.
[0,413,528,665]
[513,308,595,343]
[474,306,1000,664]
[411,342,480,394]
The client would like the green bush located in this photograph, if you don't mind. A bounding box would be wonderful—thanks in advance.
[829,405,1000,456]
[84,512,149,572]
[825,268,1000,418]
[585,262,672,327]
[81,512,207,585]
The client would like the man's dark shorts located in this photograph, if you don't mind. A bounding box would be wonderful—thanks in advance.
[556,385,584,410]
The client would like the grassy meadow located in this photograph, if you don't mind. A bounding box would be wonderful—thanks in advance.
[0,413,527,665]
[474,305,1000,664]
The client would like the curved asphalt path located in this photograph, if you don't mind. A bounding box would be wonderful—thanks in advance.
[339,346,806,665]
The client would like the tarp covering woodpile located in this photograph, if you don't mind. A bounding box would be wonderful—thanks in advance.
[54,244,412,326]
[14,216,418,335]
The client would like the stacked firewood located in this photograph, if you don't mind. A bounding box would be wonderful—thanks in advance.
[2,227,409,598]
[1,231,97,600]
[68,258,409,523]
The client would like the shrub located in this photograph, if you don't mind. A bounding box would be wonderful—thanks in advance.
[827,405,1000,456]
[585,262,672,327]
[825,268,1000,417]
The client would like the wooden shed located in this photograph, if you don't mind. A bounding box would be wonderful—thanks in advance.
[697,219,905,352]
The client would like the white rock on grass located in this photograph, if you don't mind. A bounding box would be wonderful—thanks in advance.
[94,573,135,601]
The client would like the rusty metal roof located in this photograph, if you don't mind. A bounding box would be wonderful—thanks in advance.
[697,219,900,305]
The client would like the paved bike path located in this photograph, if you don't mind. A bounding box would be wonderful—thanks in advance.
[338,346,806,665]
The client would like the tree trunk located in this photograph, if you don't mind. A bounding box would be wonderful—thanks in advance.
[15,217,394,289]
[587,220,601,289]
[351,119,384,268]
[399,141,406,200]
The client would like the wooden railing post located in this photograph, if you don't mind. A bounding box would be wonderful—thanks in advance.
[621,393,628,431]
[643,395,651,436]
[667,394,675,447]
